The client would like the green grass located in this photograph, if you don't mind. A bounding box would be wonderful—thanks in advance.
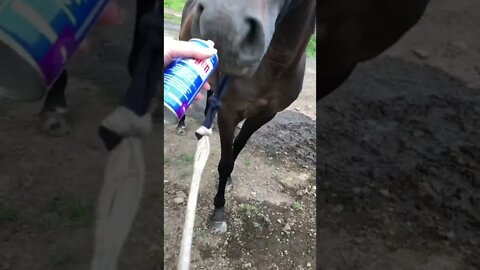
[47,194,94,227]
[0,204,19,224]
[179,153,194,164]
[164,0,186,12]
[164,157,172,166]
[51,251,75,269]
[164,13,182,24]
[241,203,259,218]
[307,35,316,57]
[291,201,304,211]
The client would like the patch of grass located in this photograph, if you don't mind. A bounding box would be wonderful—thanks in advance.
[66,198,93,224]
[179,170,191,179]
[179,154,194,164]
[51,250,75,269]
[164,157,172,166]
[291,201,304,211]
[164,13,182,24]
[164,0,186,12]
[0,204,19,224]
[241,203,259,218]
[307,35,316,57]
[48,194,94,227]
[244,159,252,167]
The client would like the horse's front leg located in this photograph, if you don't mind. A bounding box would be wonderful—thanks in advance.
[40,71,71,136]
[176,87,214,135]
[210,109,237,233]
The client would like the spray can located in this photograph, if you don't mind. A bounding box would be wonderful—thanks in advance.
[0,0,110,101]
[164,38,218,125]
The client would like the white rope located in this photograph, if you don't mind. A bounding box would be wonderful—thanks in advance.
[91,106,151,270]
[177,126,212,270]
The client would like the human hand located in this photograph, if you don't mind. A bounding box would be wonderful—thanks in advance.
[78,1,124,52]
[164,37,217,100]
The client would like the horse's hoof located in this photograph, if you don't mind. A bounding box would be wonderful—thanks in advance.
[210,221,227,234]
[176,125,186,136]
[210,208,227,233]
[41,110,71,137]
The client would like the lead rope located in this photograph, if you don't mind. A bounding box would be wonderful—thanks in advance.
[177,73,232,270]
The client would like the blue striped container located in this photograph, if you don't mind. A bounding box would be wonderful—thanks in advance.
[164,38,218,125]
[0,0,110,101]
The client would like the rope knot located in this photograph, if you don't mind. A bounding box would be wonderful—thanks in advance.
[207,96,223,110]
[195,126,213,139]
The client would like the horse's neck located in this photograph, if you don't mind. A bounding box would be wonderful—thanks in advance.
[262,3,315,75]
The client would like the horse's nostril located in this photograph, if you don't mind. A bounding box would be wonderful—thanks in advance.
[244,18,258,45]
[197,3,204,15]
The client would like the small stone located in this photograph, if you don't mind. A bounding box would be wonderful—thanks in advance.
[283,223,291,233]
[354,237,366,244]
[176,191,187,199]
[452,40,467,50]
[307,262,312,267]
[445,230,456,240]
[173,197,184,204]
[332,204,344,213]
[243,262,252,268]
[379,189,390,197]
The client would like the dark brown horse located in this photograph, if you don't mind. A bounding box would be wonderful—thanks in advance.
[317,0,430,101]
[179,0,316,232]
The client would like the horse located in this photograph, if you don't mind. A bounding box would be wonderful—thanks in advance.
[178,0,316,232]
[39,0,158,137]
[317,0,430,101]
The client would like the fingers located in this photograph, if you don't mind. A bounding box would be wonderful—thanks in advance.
[77,1,123,54]
[78,39,91,53]
[194,92,204,101]
[164,38,217,65]
[202,82,211,91]
[193,82,212,102]
[98,1,124,26]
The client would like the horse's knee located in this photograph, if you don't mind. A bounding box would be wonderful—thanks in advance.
[218,159,234,179]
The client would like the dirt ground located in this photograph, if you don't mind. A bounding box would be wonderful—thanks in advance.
[317,0,480,269]
[0,0,479,269]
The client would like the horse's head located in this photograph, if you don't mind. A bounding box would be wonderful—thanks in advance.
[183,0,300,77]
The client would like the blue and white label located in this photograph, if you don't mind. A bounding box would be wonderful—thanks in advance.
[164,39,218,120]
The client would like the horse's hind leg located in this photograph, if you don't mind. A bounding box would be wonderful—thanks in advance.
[40,71,71,136]
[232,112,277,160]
